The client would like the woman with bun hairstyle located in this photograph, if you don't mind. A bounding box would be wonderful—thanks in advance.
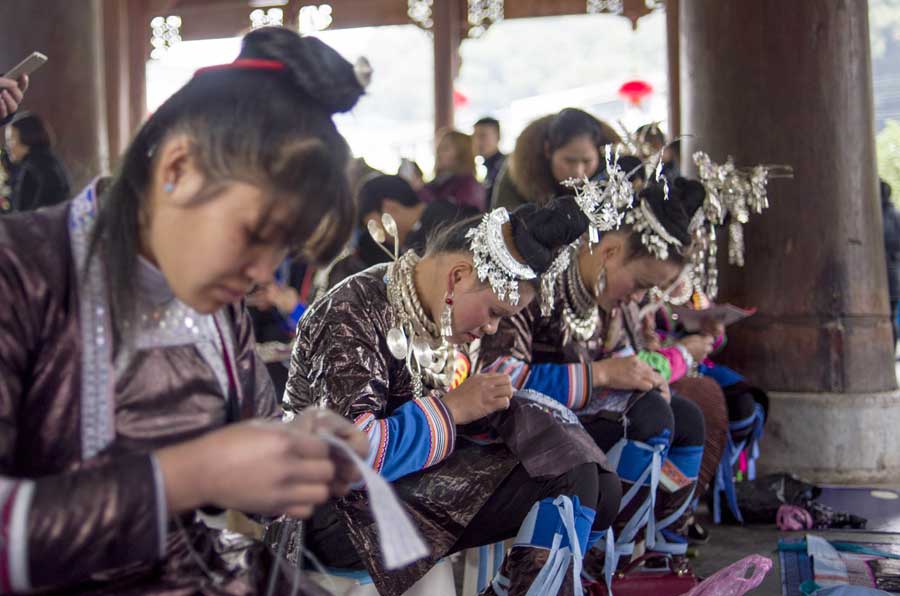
[0,27,369,593]
[491,107,621,211]
[479,177,713,576]
[285,198,622,596]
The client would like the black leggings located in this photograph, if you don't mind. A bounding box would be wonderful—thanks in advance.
[450,462,622,552]
[723,384,767,444]
[306,462,621,569]
[583,391,705,452]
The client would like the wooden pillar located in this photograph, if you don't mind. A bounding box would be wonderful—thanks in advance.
[665,0,680,137]
[126,1,150,142]
[103,0,131,162]
[0,0,109,190]
[433,0,461,133]
[682,0,900,482]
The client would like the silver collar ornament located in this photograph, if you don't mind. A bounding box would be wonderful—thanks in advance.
[372,214,455,398]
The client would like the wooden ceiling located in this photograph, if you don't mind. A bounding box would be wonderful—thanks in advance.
[141,0,649,41]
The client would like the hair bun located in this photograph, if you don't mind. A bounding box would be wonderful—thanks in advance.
[509,196,589,274]
[617,155,646,183]
[639,177,706,246]
[240,27,364,114]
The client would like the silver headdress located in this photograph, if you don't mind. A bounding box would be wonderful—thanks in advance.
[691,151,793,298]
[466,207,537,305]
[539,245,573,317]
[562,144,635,244]
[623,197,684,261]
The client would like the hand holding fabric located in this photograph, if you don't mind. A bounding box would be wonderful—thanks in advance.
[156,419,339,519]
[591,355,666,392]
[291,407,369,494]
[441,373,512,424]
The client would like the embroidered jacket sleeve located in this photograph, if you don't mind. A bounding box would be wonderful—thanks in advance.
[478,303,593,411]
[0,240,166,592]
[284,275,455,482]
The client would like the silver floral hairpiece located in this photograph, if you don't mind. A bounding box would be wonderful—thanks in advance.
[561,144,634,244]
[466,208,537,305]
[691,151,792,298]
[539,244,573,317]
[623,197,684,261]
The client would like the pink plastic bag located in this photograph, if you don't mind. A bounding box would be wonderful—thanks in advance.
[681,555,773,596]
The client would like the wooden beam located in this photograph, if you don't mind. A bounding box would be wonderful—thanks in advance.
[158,0,408,40]
[145,0,620,41]
[503,0,589,19]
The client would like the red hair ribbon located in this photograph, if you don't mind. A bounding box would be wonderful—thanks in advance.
[194,59,285,77]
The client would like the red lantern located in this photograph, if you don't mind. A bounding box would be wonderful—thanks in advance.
[618,79,653,106]
[453,89,469,108]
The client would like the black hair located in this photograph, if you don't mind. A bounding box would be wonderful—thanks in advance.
[89,27,363,338]
[635,122,666,149]
[356,174,420,224]
[10,112,52,148]
[426,196,588,277]
[624,177,706,264]
[508,109,622,204]
[882,178,893,204]
[474,117,501,135]
[617,155,647,183]
[547,108,605,155]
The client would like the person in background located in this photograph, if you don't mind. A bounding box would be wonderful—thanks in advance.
[325,173,480,290]
[882,178,900,352]
[492,107,621,211]
[4,111,69,211]
[0,74,28,212]
[635,122,679,181]
[246,259,313,396]
[419,128,486,211]
[398,157,425,192]
[473,116,506,202]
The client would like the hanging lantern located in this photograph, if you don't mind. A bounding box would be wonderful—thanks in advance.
[453,89,469,108]
[618,79,653,106]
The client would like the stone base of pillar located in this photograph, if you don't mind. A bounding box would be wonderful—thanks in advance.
[756,389,900,484]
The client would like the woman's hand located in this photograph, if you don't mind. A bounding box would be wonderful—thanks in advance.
[441,373,513,424]
[157,420,342,519]
[291,407,369,495]
[0,75,28,122]
[592,356,666,392]
[699,317,725,339]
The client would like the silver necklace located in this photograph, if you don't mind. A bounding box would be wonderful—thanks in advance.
[386,251,455,398]
[560,249,601,342]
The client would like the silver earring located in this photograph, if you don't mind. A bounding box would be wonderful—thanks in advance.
[441,293,454,338]
[594,266,607,299]
[163,182,175,193]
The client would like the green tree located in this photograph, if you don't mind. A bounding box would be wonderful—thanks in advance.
[870,0,900,59]
[878,119,900,203]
